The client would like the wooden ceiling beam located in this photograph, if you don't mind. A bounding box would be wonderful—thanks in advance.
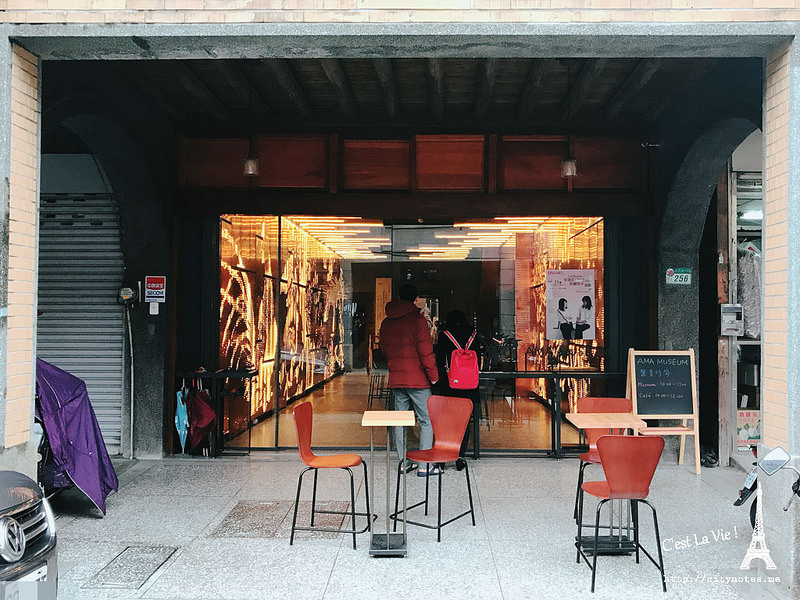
[261,58,313,120]
[518,59,548,121]
[210,62,273,128]
[319,58,358,120]
[606,59,662,121]
[562,58,608,123]
[649,59,719,120]
[476,58,499,121]
[176,189,648,219]
[373,58,397,119]
[427,58,445,120]
[170,61,231,124]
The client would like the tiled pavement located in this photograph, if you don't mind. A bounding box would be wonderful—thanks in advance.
[50,452,790,600]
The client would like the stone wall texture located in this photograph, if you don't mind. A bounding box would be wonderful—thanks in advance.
[1,0,800,25]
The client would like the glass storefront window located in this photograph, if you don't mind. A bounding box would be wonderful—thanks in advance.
[218,215,605,452]
[514,218,605,414]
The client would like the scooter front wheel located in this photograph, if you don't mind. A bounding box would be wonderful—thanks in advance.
[750,497,757,529]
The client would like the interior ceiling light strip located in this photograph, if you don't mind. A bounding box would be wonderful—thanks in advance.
[281,216,599,260]
[284,215,388,260]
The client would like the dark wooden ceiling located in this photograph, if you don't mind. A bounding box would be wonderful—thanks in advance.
[104,57,719,136]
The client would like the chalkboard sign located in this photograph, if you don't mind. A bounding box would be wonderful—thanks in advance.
[628,349,697,419]
[627,348,700,474]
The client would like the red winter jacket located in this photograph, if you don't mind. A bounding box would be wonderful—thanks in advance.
[379,299,438,388]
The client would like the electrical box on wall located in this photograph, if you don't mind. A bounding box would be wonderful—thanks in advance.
[720,303,744,336]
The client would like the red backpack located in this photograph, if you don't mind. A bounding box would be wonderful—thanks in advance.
[443,330,479,389]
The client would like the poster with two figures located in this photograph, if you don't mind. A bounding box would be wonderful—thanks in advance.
[546,269,595,341]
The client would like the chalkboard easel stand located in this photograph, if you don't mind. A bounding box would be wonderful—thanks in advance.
[627,349,701,475]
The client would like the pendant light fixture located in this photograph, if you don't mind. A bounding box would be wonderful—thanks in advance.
[560,155,577,178]
[243,78,260,177]
[243,139,260,177]
[561,63,577,179]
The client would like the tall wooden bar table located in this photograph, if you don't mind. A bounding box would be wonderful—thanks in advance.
[564,412,646,432]
[362,410,415,557]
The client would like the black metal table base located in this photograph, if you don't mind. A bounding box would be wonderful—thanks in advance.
[370,532,407,556]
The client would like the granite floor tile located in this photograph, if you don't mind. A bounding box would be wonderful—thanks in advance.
[210,500,294,538]
[118,460,253,498]
[141,538,341,600]
[51,455,792,600]
[323,538,503,600]
[57,494,232,545]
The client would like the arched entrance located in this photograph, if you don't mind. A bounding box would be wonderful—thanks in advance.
[658,117,760,464]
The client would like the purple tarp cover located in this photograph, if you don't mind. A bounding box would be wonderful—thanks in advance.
[35,359,119,514]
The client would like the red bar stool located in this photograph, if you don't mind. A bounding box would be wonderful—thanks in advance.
[390,395,476,542]
[576,434,666,593]
[290,402,374,549]
[572,397,633,524]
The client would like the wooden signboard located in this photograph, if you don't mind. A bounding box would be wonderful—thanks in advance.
[627,349,701,475]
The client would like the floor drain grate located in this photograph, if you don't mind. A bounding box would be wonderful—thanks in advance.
[83,545,177,589]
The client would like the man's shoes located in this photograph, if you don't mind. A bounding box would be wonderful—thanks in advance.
[417,466,442,477]
[399,459,417,474]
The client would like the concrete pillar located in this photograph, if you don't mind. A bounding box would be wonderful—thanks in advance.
[658,118,758,354]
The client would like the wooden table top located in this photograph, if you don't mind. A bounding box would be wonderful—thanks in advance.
[565,412,647,431]
[362,410,416,427]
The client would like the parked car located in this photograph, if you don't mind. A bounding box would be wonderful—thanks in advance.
[0,470,57,586]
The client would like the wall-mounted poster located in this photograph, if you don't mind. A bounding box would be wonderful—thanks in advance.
[546,269,596,340]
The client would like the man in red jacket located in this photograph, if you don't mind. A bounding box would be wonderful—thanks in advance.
[379,283,439,476]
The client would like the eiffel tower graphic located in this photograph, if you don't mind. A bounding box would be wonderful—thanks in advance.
[740,484,777,570]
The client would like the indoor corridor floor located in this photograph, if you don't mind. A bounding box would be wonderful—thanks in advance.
[229,370,581,452]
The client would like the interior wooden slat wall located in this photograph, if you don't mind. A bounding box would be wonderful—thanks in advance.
[178,134,648,194]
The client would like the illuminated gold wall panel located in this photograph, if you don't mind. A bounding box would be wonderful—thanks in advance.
[220,216,344,423]
[279,218,345,406]
[220,216,279,421]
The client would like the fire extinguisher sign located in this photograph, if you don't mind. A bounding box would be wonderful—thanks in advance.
[144,276,166,303]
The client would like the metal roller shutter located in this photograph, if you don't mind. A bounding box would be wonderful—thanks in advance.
[37,193,125,455]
